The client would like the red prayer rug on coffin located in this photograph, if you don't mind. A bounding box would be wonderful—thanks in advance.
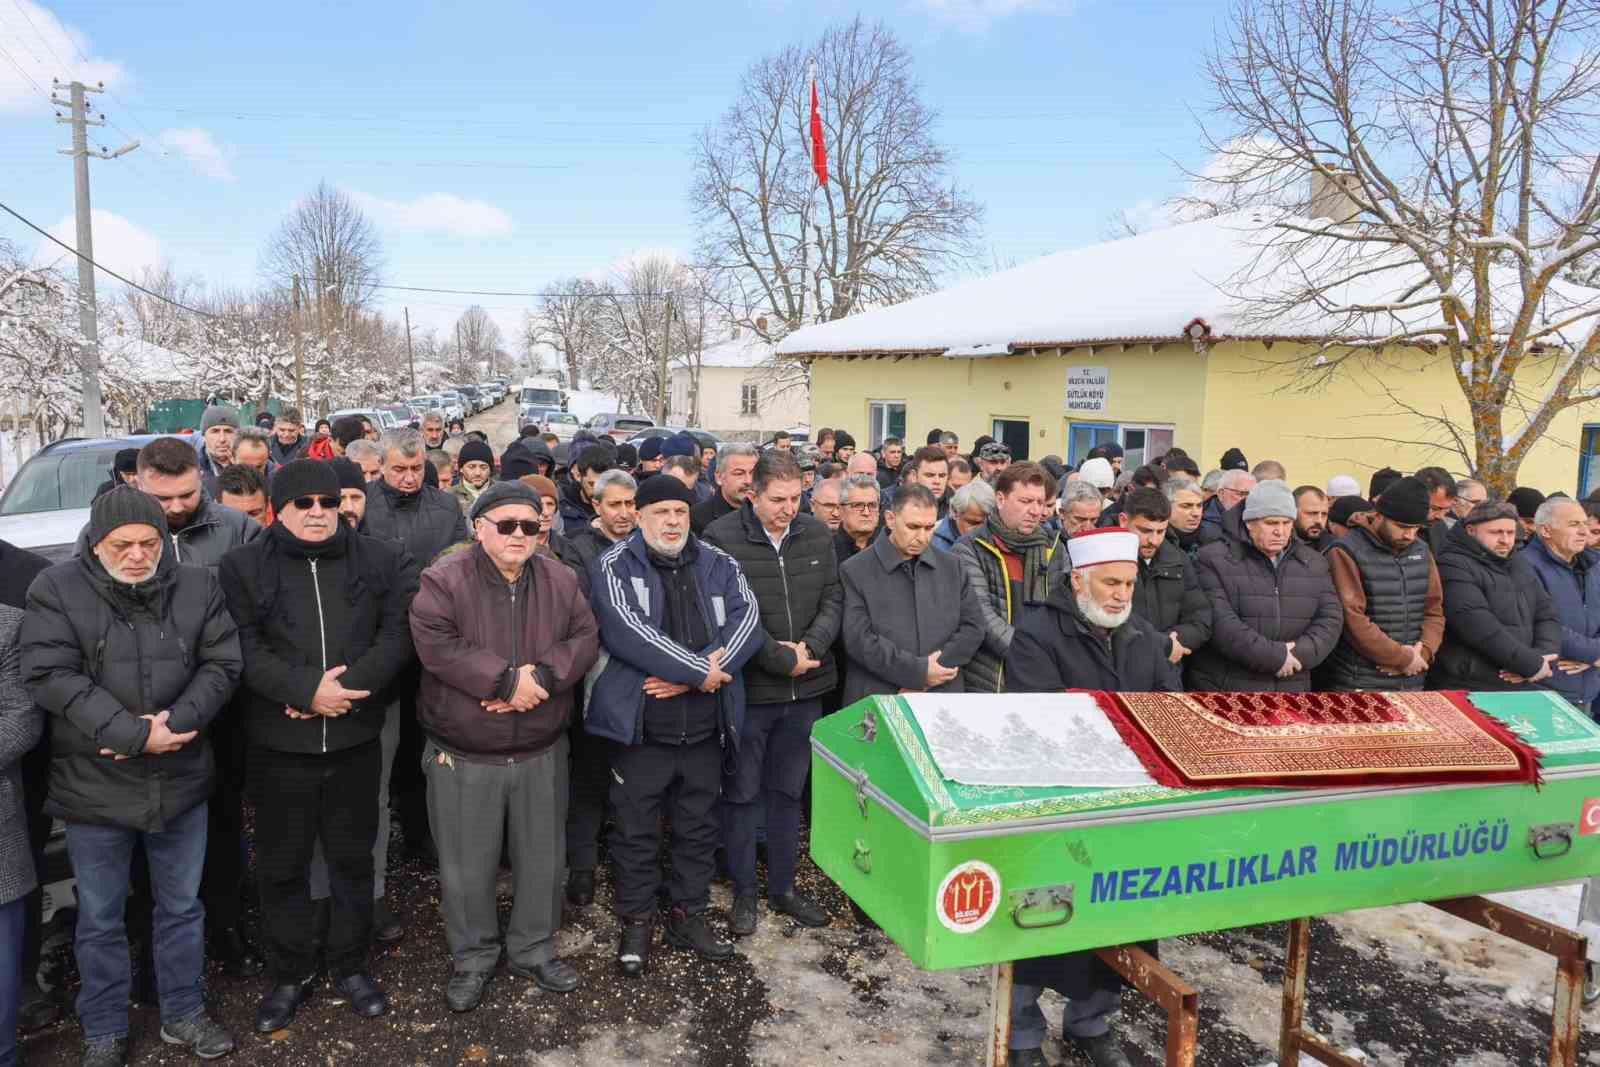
[1088,690,1542,789]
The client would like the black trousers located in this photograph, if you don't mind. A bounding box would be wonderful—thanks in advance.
[391,666,430,848]
[566,717,611,872]
[607,737,721,920]
[20,731,50,987]
[200,711,248,931]
[250,741,380,982]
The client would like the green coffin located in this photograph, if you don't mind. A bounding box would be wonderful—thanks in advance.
[809,691,1600,971]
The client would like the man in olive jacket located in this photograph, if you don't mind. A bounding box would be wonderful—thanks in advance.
[410,481,599,1013]
[219,460,419,1032]
[21,487,241,1066]
[702,451,842,936]
[839,484,985,702]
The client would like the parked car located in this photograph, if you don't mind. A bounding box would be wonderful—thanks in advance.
[329,408,398,433]
[477,382,505,405]
[381,402,418,426]
[450,385,485,413]
[518,377,565,412]
[430,393,466,422]
[533,409,581,441]
[0,434,187,561]
[586,413,655,441]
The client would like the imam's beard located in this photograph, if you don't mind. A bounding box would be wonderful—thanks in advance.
[1077,590,1131,630]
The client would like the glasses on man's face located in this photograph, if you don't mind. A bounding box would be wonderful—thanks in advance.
[291,495,340,512]
[484,519,540,537]
[846,501,879,514]
[813,500,843,512]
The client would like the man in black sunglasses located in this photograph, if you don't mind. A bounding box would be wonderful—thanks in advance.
[218,460,421,1033]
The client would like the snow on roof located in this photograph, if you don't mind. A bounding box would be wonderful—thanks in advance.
[105,337,189,382]
[695,333,774,369]
[775,211,1597,358]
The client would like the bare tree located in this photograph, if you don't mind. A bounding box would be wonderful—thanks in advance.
[262,181,384,340]
[531,277,608,389]
[453,305,502,378]
[691,17,983,343]
[1205,0,1600,492]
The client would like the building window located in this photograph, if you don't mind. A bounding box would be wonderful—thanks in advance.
[991,418,1030,461]
[1067,421,1174,468]
[1581,426,1600,497]
[869,401,906,448]
[741,382,759,415]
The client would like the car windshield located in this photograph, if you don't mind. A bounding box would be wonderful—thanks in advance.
[547,413,579,425]
[615,418,653,431]
[0,451,111,515]
[520,387,562,407]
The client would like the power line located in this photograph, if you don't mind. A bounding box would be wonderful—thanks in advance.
[0,198,217,319]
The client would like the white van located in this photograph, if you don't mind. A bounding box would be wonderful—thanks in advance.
[518,376,565,412]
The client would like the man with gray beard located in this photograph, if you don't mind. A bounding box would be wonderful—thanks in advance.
[1000,528,1174,1067]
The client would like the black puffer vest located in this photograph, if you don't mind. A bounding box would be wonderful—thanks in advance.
[1324,524,1432,690]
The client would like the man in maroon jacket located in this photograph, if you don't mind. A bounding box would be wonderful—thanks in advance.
[409,481,600,1013]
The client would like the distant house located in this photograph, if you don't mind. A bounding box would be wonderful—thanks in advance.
[777,210,1600,492]
[669,333,803,441]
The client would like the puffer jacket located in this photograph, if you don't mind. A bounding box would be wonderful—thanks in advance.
[1429,521,1561,691]
[219,523,418,753]
[410,544,599,758]
[1187,532,1343,692]
[92,497,262,571]
[361,478,469,569]
[558,477,595,530]
[1131,539,1212,657]
[587,531,762,747]
[558,523,624,598]
[0,601,42,906]
[701,504,843,704]
[21,547,241,831]
[1520,537,1600,711]
[953,521,1061,693]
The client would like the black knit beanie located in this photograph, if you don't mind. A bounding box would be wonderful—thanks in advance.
[88,485,167,548]
[634,474,697,511]
[1376,476,1431,527]
[329,458,367,493]
[458,440,495,467]
[271,459,341,514]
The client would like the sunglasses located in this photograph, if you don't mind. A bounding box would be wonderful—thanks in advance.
[291,495,341,511]
[486,519,540,536]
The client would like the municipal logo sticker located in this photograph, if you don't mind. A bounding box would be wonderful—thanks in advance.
[935,861,1001,934]
[1582,798,1600,836]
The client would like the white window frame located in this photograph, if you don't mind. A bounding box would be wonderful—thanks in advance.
[868,400,907,449]
[740,382,759,416]
[1117,423,1176,468]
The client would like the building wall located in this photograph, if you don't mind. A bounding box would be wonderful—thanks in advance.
[809,341,1599,492]
[670,366,797,439]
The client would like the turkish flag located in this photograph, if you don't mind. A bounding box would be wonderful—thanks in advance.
[810,75,828,187]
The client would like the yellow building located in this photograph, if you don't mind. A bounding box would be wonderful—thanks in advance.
[777,213,1600,494]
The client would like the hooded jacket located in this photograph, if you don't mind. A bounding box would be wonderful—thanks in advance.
[1187,527,1344,692]
[410,544,599,758]
[557,477,596,530]
[586,530,762,747]
[1520,536,1600,711]
[219,523,418,754]
[1430,521,1561,691]
[701,504,843,704]
[21,545,241,831]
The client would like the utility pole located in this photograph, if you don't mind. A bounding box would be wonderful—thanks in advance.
[52,80,137,438]
[657,294,672,425]
[291,274,305,412]
[403,306,416,393]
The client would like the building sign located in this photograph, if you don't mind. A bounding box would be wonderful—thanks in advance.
[1066,366,1109,413]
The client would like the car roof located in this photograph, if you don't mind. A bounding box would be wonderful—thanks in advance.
[38,433,192,455]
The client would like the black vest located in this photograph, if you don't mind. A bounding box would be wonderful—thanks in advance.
[1325,525,1432,690]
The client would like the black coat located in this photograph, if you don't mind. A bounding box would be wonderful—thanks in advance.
[1132,540,1212,657]
[1004,582,1178,696]
[21,549,241,831]
[360,479,469,570]
[691,491,738,536]
[838,536,985,703]
[219,524,419,754]
[1430,521,1561,690]
[557,523,623,599]
[1187,532,1343,691]
[702,504,843,704]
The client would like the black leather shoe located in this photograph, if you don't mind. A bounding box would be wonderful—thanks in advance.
[334,973,389,1018]
[80,1036,129,1067]
[255,977,315,1032]
[18,985,62,1031]
[1007,1049,1047,1067]
[1067,1032,1134,1067]
[616,919,652,977]
[769,890,829,928]
[509,958,580,994]
[564,868,595,908]
[212,925,264,978]
[730,893,758,937]
[372,898,404,946]
[160,1009,237,1059]
[664,906,735,961]
[445,970,491,1013]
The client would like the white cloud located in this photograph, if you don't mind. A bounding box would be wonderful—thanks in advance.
[915,0,1073,31]
[0,0,124,114]
[156,127,235,181]
[38,210,163,280]
[346,190,514,238]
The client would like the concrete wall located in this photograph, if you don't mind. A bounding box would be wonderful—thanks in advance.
[670,366,797,438]
[808,341,1600,492]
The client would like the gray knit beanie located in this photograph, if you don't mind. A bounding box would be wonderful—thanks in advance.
[1242,478,1296,522]
[200,405,239,433]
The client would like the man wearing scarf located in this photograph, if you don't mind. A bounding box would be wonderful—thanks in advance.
[952,462,1061,692]
[218,461,420,1033]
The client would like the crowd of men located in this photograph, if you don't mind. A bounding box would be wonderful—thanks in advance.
[3,404,1599,1067]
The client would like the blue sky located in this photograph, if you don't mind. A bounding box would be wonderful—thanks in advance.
[0,0,1221,339]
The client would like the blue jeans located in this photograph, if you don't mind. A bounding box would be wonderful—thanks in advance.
[64,803,208,1040]
[723,699,820,898]
[0,895,24,1067]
